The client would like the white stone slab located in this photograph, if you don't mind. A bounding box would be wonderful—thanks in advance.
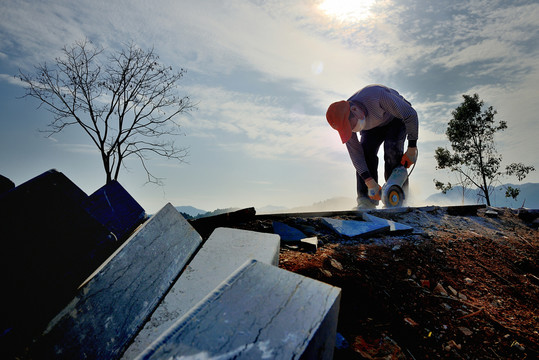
[321,217,390,237]
[134,259,341,360]
[122,227,280,359]
[362,213,414,233]
[31,203,202,360]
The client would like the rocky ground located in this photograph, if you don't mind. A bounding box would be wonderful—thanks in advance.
[231,206,538,359]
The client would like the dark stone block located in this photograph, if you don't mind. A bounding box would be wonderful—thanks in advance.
[446,204,486,216]
[85,180,146,242]
[517,208,539,223]
[0,174,15,194]
[0,170,118,357]
[189,207,256,239]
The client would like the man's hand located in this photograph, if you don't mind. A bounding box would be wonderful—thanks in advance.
[365,178,382,201]
[401,147,418,168]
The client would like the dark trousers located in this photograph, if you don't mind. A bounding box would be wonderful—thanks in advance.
[357,118,407,201]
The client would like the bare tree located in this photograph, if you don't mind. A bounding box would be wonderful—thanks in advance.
[19,39,195,185]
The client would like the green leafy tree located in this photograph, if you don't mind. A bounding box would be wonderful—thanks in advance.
[19,39,195,185]
[434,93,534,206]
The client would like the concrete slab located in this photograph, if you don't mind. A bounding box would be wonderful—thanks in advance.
[122,227,280,359]
[30,203,202,360]
[321,217,390,237]
[272,220,306,241]
[362,213,414,234]
[134,259,341,360]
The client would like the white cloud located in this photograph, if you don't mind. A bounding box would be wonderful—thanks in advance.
[0,73,24,86]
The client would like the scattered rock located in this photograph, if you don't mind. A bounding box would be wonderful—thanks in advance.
[320,269,332,278]
[447,285,458,296]
[433,283,448,296]
[404,317,419,327]
[458,327,473,336]
[330,258,343,271]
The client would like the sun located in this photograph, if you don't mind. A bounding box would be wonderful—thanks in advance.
[318,0,377,23]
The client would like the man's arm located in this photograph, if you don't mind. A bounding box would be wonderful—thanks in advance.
[345,133,371,180]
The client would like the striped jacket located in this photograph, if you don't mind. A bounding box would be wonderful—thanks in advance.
[345,84,418,180]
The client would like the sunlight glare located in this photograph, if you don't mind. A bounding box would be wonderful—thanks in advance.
[318,0,376,23]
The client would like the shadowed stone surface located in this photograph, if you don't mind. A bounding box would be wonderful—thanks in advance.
[122,227,280,359]
[30,203,202,360]
[321,217,390,237]
[134,260,341,360]
[362,213,414,234]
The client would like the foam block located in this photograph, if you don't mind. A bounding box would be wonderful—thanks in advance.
[122,227,280,359]
[134,260,341,360]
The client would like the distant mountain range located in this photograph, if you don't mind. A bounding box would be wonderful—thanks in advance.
[425,183,539,208]
[174,205,207,217]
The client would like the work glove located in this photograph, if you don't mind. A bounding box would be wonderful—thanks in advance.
[365,178,382,201]
[401,147,418,168]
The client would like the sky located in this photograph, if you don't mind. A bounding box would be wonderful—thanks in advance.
[1,0,538,214]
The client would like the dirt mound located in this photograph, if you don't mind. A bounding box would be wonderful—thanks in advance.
[235,206,539,359]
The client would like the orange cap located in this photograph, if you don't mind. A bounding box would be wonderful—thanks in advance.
[326,100,352,143]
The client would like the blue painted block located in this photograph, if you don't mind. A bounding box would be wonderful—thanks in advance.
[321,217,389,237]
[85,180,147,242]
[272,221,306,241]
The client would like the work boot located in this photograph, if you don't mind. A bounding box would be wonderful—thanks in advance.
[356,197,378,209]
